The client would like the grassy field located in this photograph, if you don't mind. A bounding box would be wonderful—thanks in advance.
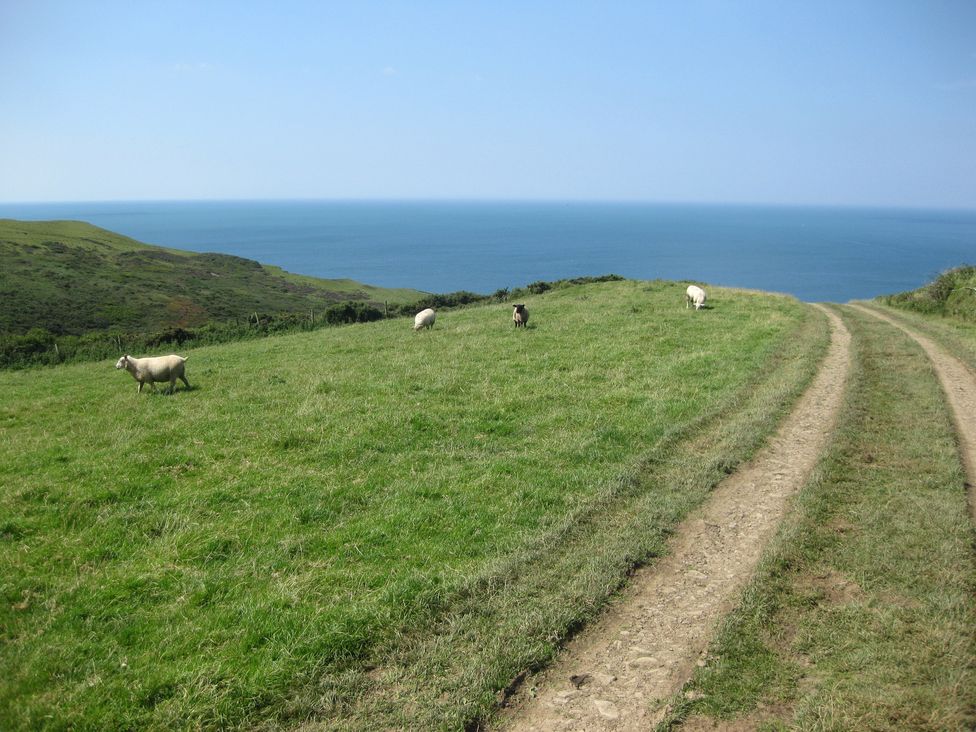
[0,279,827,730]
[662,305,976,731]
[0,219,423,337]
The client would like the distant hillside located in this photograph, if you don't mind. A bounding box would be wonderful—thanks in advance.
[878,265,976,321]
[0,219,424,336]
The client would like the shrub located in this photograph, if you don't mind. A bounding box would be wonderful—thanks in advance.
[323,302,384,325]
[880,265,976,321]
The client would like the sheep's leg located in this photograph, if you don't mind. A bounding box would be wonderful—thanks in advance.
[138,381,144,393]
[180,375,191,390]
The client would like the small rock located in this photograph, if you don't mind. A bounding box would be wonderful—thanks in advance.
[593,699,620,720]
[630,656,659,667]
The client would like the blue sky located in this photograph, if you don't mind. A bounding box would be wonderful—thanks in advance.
[2,1,974,207]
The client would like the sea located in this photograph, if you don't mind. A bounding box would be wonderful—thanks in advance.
[1,200,974,302]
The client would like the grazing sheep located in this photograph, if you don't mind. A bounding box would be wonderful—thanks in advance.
[512,303,529,327]
[685,285,707,311]
[413,308,436,331]
[115,354,190,393]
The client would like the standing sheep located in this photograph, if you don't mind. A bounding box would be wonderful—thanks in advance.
[115,354,190,393]
[413,308,436,331]
[512,303,529,327]
[685,285,707,311]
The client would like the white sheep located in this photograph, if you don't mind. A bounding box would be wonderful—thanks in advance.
[512,303,529,327]
[413,308,436,331]
[115,354,190,393]
[685,285,707,311]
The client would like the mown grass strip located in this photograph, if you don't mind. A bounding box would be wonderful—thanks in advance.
[659,305,976,731]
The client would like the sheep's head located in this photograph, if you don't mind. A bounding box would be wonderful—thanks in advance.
[513,304,525,311]
[115,355,130,370]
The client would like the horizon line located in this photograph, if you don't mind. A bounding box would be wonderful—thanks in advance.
[1,196,975,213]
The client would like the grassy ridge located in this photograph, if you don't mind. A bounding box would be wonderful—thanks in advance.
[662,305,976,730]
[0,218,423,336]
[879,265,976,321]
[0,280,822,730]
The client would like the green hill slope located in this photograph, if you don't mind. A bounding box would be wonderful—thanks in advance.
[879,264,976,321]
[0,219,424,336]
[0,279,828,730]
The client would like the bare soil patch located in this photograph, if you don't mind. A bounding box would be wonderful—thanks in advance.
[795,568,864,606]
[498,306,851,731]
[852,304,976,522]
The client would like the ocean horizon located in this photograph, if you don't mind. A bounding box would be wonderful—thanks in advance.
[2,199,974,302]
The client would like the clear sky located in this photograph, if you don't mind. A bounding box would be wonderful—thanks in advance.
[2,1,974,207]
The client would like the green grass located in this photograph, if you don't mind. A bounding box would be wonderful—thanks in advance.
[0,280,826,730]
[863,300,976,374]
[0,218,423,337]
[661,305,976,731]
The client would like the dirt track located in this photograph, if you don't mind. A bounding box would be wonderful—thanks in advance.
[852,304,976,521]
[498,305,851,731]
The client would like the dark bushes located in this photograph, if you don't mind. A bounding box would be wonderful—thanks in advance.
[146,328,196,347]
[322,302,384,325]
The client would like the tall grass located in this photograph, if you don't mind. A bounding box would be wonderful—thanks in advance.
[0,280,822,730]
